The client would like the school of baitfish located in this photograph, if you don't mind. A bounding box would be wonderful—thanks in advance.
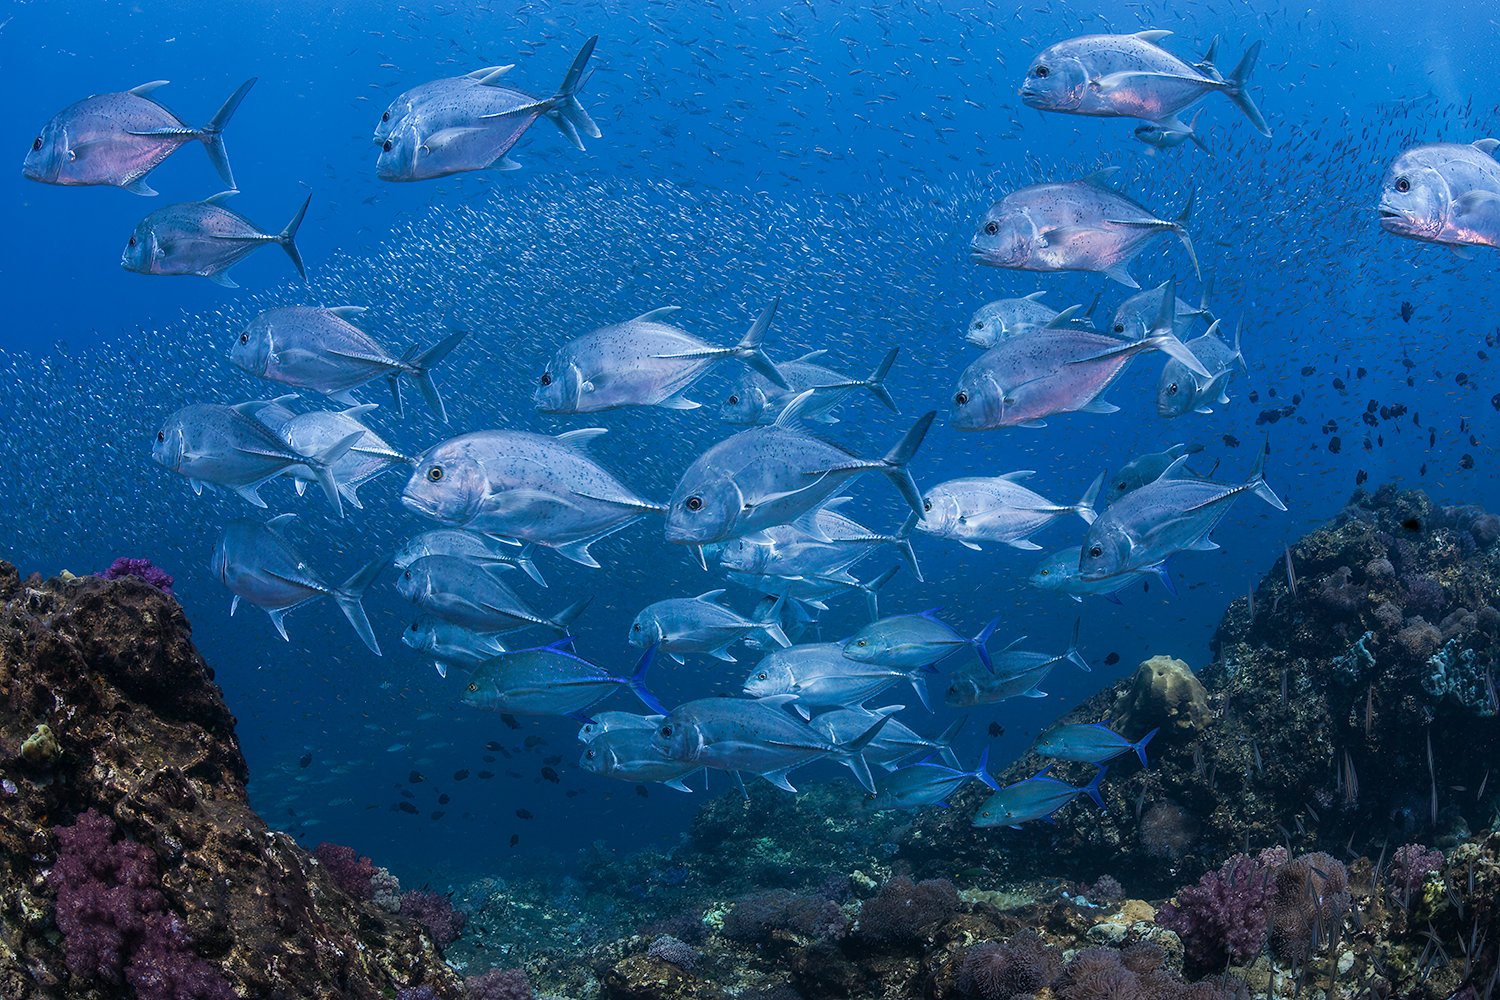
[26,20,1499,831]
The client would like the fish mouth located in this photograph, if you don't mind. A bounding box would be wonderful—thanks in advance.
[400,491,440,520]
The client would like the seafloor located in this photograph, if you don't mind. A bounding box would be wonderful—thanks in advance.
[1,483,1497,1000]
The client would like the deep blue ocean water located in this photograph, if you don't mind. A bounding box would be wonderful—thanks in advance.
[3,0,1498,891]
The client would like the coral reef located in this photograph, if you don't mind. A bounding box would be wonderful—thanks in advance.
[99,557,174,596]
[0,565,461,998]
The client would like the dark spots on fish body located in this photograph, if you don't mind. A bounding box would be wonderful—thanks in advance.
[1104,652,1121,666]
[1460,454,1475,470]
[453,769,469,780]
[438,794,450,805]
[1400,517,1422,533]
[516,808,533,820]
[541,767,561,783]
[397,801,418,814]
[987,722,1004,737]
[478,770,494,779]
[501,715,520,729]
[298,753,312,768]
[408,771,424,783]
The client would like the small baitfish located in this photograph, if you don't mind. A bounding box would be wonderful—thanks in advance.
[24,78,256,194]
[212,516,383,654]
[972,766,1108,828]
[121,190,310,287]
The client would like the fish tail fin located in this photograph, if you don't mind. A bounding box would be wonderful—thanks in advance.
[972,615,1001,673]
[1082,765,1109,809]
[550,596,593,635]
[878,410,936,514]
[754,593,792,648]
[1075,472,1103,525]
[845,754,878,795]
[1248,438,1287,511]
[1173,188,1201,280]
[627,644,667,715]
[859,564,900,619]
[1223,41,1271,137]
[844,714,893,753]
[974,745,1002,791]
[277,193,311,282]
[406,325,470,423]
[935,716,966,768]
[908,670,932,711]
[302,429,364,518]
[860,347,900,412]
[545,35,601,149]
[334,556,387,656]
[514,543,547,588]
[1134,727,1160,768]
[196,77,256,189]
[732,297,787,388]
[895,512,924,583]
[1065,616,1090,672]
[1231,318,1247,372]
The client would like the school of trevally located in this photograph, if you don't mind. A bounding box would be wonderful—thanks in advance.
[2,0,1499,997]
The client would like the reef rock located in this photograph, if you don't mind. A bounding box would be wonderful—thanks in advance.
[0,566,462,999]
[1113,655,1211,738]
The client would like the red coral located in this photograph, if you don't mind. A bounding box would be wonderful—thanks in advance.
[313,841,378,900]
[398,889,467,948]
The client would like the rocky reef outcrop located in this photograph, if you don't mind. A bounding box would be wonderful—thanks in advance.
[0,565,463,999]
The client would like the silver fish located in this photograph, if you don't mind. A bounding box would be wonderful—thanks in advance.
[843,610,998,673]
[151,402,362,516]
[808,706,964,770]
[1020,30,1269,136]
[720,347,897,425]
[275,405,411,510]
[944,658,1053,708]
[121,190,309,287]
[665,400,934,550]
[402,428,664,567]
[1105,442,1205,504]
[1026,547,1150,604]
[1035,724,1158,767]
[717,498,922,586]
[211,515,382,654]
[630,590,790,663]
[580,727,698,792]
[918,471,1100,551]
[373,65,514,144]
[230,305,468,421]
[394,530,545,588]
[965,295,1095,349]
[1378,139,1500,254]
[395,555,588,634]
[461,640,663,722]
[1157,321,1245,417]
[1109,277,1215,340]
[973,767,1107,828]
[1134,109,1211,154]
[871,749,1000,810]
[743,642,935,713]
[534,301,785,413]
[377,37,599,181]
[401,617,509,678]
[23,78,255,195]
[1080,446,1286,582]
[577,711,663,744]
[970,169,1199,287]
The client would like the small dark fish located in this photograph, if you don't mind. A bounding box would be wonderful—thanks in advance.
[453,769,469,781]
[987,722,1005,738]
[516,808,534,820]
[636,785,650,798]
[408,770,424,784]
[431,811,446,821]
[1355,469,1368,486]
[478,770,495,779]
[1400,301,1414,323]
[485,740,504,750]
[541,766,561,784]
[1222,434,1240,448]
[544,755,562,766]
[509,834,520,847]
[1103,652,1121,666]
[397,801,418,814]
[1460,454,1475,470]
[501,715,521,730]
[524,735,545,749]
[298,753,313,768]
[399,789,414,800]
[438,793,451,805]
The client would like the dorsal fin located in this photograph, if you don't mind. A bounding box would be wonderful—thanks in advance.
[266,513,298,530]
[1078,166,1120,190]
[632,306,682,324]
[1134,29,1173,43]
[1045,304,1084,328]
[557,428,608,448]
[694,588,728,603]
[327,306,369,320]
[203,190,238,206]
[128,80,171,97]
[1474,139,1500,156]
[1023,291,1047,301]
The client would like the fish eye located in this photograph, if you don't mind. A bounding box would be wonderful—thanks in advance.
[381,111,390,122]
[1395,177,1410,193]
[954,391,969,406]
[1117,482,1127,490]
[972,320,983,330]
[466,683,477,692]
[1166,383,1178,395]
[923,499,932,512]
[409,623,419,632]
[1089,544,1103,558]
[540,372,552,386]
[404,570,412,580]
[685,496,703,512]
[660,725,673,737]
[1040,568,1050,576]
[1113,323,1125,333]
[31,137,43,151]
[155,431,165,442]
[728,394,738,405]
[1034,64,1050,78]
[632,623,642,631]
[757,671,767,680]
[427,466,444,482]
[983,221,999,236]
[856,639,867,647]
[128,236,137,247]
[585,749,595,760]
[383,140,393,153]
[239,333,249,344]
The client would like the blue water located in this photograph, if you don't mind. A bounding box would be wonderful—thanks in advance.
[4,0,1498,891]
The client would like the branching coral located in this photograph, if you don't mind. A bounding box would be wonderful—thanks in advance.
[399,889,467,948]
[1156,848,1284,971]
[312,841,378,900]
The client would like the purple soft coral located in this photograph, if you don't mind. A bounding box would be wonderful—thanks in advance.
[101,557,174,596]
[398,889,467,948]
[1157,848,1284,972]
[464,968,534,1000]
[313,841,378,900]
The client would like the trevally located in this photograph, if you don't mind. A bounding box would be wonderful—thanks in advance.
[396,555,588,634]
[580,727,699,792]
[843,609,999,673]
[535,300,785,413]
[1036,724,1159,768]
[577,711,662,744]
[716,498,922,585]
[373,65,514,144]
[1378,139,1500,254]
[1105,442,1205,504]
[23,78,255,194]
[1027,547,1151,604]
[918,471,1101,551]
[808,706,964,771]
[629,590,790,663]
[1109,277,1215,340]
[743,642,937,714]
[402,617,508,678]
[151,402,362,516]
[275,404,411,510]
[121,191,309,286]
[461,640,663,723]
[1019,31,1269,137]
[973,767,1108,828]
[394,530,545,588]
[230,305,469,421]
[211,516,383,654]
[1156,321,1245,417]
[871,748,1000,810]
[965,294,1095,349]
[719,347,898,425]
[969,169,1199,287]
